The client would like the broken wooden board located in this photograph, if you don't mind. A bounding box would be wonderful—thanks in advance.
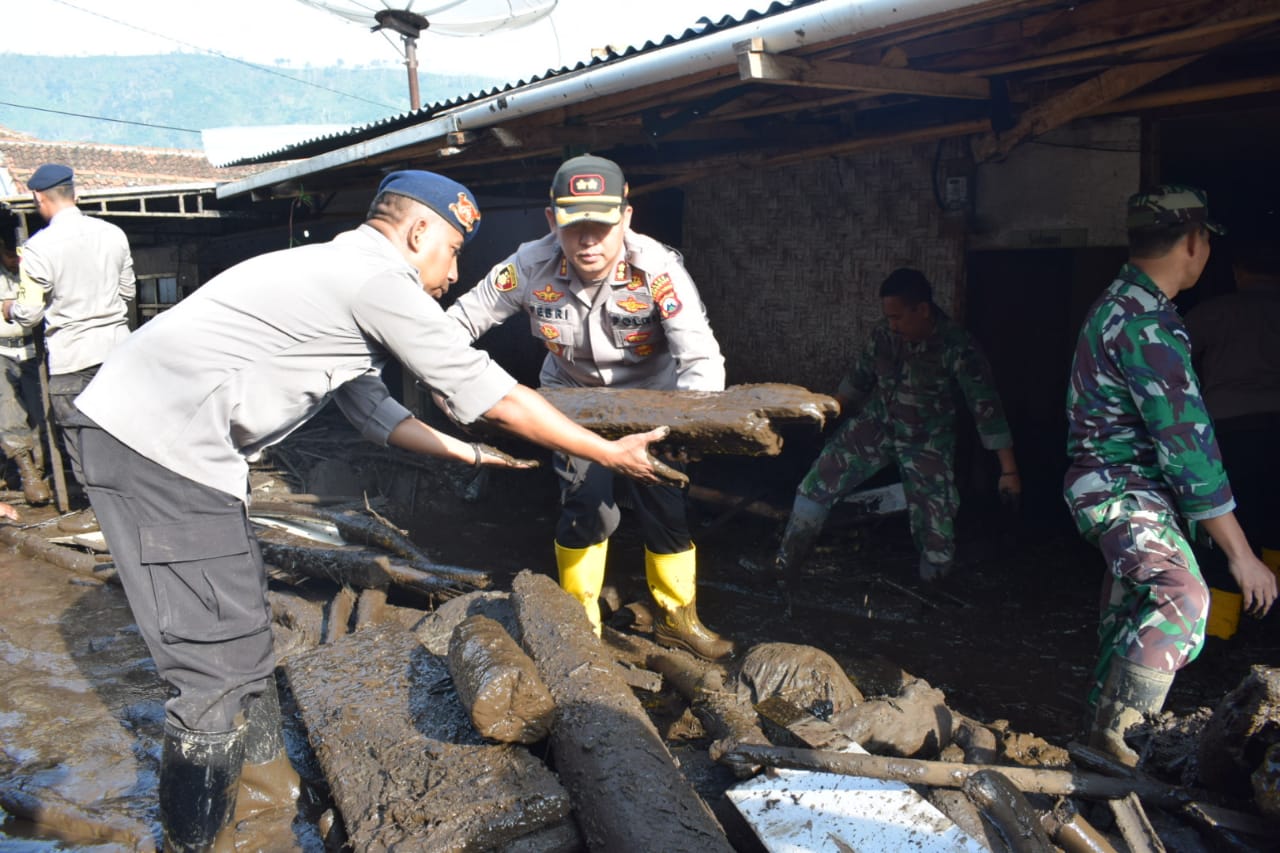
[729,697,987,853]
[538,383,839,456]
[283,620,573,851]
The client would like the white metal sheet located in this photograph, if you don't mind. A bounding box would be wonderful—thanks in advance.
[727,743,989,853]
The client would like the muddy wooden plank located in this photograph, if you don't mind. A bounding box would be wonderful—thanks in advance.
[538,383,838,456]
[511,570,734,852]
[727,745,1202,809]
[283,620,572,851]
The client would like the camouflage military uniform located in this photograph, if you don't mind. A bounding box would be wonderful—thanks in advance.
[799,307,1011,566]
[1064,263,1233,704]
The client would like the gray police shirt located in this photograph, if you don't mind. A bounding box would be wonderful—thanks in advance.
[12,207,135,374]
[76,224,515,500]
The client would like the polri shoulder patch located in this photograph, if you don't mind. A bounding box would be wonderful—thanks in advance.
[649,272,682,319]
[493,264,518,292]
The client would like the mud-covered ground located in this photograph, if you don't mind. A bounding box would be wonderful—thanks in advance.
[1,417,1277,849]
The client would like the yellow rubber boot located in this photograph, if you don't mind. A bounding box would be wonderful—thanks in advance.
[646,546,735,661]
[556,540,608,636]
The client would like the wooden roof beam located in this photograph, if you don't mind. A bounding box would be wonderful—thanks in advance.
[736,38,991,101]
[971,0,1273,161]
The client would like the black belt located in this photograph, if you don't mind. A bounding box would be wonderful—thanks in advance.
[0,335,32,348]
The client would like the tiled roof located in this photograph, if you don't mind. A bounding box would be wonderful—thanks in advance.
[0,127,265,193]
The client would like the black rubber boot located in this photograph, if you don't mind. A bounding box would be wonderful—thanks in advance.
[231,682,301,825]
[159,720,246,852]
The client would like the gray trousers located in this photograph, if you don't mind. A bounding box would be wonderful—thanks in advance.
[49,365,100,485]
[0,355,43,444]
[75,423,274,732]
[553,452,690,553]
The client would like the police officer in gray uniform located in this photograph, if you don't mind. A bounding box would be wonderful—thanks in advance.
[448,154,735,661]
[2,163,134,525]
[69,170,673,851]
[0,243,50,504]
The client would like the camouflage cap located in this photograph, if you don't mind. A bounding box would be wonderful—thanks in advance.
[1126,184,1226,235]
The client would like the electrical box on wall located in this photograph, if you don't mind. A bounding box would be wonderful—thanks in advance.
[943,175,970,211]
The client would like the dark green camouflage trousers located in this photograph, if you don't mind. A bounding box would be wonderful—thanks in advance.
[1083,499,1209,707]
[798,409,957,566]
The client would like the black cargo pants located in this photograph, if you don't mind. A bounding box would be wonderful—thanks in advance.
[73,422,274,732]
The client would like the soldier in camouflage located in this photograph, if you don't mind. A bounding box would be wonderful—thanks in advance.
[1065,185,1277,767]
[774,267,1019,597]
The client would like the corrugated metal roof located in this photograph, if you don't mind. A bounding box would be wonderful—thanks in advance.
[221,0,811,166]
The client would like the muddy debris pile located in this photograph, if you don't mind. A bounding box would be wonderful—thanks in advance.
[259,542,1280,852]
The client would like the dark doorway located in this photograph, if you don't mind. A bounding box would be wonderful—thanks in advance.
[964,246,1127,532]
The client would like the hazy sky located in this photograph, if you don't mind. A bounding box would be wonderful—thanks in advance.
[11,0,767,80]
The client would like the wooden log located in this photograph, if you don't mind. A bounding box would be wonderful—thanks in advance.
[257,536,476,599]
[607,627,769,779]
[1108,793,1165,853]
[284,620,573,851]
[537,383,839,457]
[1038,799,1119,853]
[511,570,734,852]
[446,615,555,745]
[323,586,357,645]
[961,769,1055,853]
[250,501,492,587]
[0,523,110,579]
[354,585,387,630]
[725,744,1202,810]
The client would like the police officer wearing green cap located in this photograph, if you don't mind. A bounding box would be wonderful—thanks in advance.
[67,169,674,850]
[447,154,735,661]
[1064,184,1277,767]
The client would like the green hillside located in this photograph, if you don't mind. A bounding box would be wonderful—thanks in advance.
[0,53,503,149]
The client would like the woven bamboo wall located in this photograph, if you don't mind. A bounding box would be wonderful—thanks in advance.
[682,143,963,392]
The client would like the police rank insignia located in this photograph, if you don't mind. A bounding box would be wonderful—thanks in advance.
[533,284,564,303]
[539,324,561,340]
[449,193,480,233]
[615,295,648,314]
[613,262,630,283]
[493,264,518,292]
[649,273,683,319]
[627,273,645,291]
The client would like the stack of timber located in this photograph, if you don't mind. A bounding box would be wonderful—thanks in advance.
[270,562,1280,852]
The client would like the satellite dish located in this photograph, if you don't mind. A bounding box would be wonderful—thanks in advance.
[296,0,558,110]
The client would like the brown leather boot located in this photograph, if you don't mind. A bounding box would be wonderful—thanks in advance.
[13,448,51,505]
[654,600,736,662]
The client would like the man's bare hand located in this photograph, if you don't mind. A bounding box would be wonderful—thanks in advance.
[602,426,689,487]
[1230,552,1279,618]
[0,502,18,521]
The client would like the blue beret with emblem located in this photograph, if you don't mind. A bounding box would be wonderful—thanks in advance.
[28,163,75,192]
[376,170,481,244]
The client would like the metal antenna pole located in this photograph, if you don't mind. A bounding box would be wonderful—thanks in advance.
[403,33,421,112]
[375,9,430,112]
